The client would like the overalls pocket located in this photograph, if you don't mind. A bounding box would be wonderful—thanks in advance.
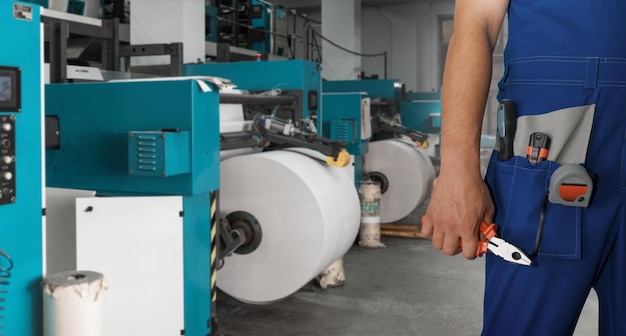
[485,153,582,260]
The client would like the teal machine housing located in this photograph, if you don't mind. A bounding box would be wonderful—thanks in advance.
[323,79,404,117]
[323,79,429,147]
[401,91,442,134]
[22,0,48,7]
[185,60,321,121]
[249,0,288,56]
[249,0,271,53]
[206,0,288,56]
[321,92,369,185]
[0,2,44,335]
[46,79,220,335]
[323,79,403,142]
[205,4,218,43]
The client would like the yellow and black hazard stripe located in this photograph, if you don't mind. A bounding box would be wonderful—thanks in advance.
[210,190,218,305]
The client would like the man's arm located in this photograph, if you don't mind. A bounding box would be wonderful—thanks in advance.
[421,0,509,259]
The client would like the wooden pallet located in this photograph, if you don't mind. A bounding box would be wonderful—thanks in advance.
[380,223,429,239]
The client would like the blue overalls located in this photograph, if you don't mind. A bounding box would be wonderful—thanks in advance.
[484,1,626,335]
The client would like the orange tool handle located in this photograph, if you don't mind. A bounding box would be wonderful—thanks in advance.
[459,239,490,257]
[479,222,498,240]
[424,218,499,258]
[477,241,490,257]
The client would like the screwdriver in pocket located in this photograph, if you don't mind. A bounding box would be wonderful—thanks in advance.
[497,100,517,161]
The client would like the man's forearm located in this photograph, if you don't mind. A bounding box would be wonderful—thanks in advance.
[440,31,496,176]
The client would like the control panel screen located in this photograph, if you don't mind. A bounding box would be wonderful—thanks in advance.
[0,67,20,112]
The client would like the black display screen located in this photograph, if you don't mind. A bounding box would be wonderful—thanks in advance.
[0,67,20,112]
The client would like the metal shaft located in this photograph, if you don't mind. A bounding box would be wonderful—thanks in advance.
[219,94,295,105]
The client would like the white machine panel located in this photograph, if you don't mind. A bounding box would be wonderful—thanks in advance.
[46,187,97,275]
[76,196,184,336]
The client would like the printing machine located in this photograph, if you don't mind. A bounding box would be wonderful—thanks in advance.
[45,78,221,335]
[322,79,429,148]
[185,59,349,165]
[0,1,348,335]
[0,2,44,335]
[41,57,349,336]
[185,59,353,262]
[206,0,289,58]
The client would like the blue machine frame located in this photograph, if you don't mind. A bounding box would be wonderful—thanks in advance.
[46,79,220,335]
[0,2,43,335]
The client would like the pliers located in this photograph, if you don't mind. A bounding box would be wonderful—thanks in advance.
[473,221,532,266]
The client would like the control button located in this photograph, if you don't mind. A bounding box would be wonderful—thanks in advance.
[2,172,13,180]
[1,156,13,164]
[1,139,10,148]
[1,123,11,132]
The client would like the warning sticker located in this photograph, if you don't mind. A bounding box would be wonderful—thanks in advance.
[13,3,33,21]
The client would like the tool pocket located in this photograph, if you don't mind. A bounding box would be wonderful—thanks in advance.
[485,154,582,259]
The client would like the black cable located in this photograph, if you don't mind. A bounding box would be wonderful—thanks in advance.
[309,26,386,58]
[209,10,389,76]
[210,15,294,43]
[310,29,322,62]
[528,194,549,259]
[308,26,388,78]
[0,250,13,331]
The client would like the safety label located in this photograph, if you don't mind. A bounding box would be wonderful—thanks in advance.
[13,4,32,21]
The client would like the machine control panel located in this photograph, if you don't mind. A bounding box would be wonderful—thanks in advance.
[0,67,21,112]
[0,66,20,206]
[0,115,15,205]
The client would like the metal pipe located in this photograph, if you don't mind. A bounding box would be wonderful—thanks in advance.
[384,51,388,79]
[219,94,295,105]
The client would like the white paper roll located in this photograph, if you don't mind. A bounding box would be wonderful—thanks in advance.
[43,270,108,336]
[218,149,360,303]
[364,139,436,223]
[219,88,264,160]
[220,87,246,124]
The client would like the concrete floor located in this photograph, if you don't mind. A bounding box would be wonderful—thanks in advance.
[214,203,600,336]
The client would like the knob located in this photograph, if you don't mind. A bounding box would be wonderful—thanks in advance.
[1,156,13,164]
[1,123,11,132]
[2,172,12,180]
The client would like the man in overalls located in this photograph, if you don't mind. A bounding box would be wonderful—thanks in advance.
[422,0,626,334]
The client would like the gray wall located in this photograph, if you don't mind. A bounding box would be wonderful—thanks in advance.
[361,1,455,93]
[290,1,506,136]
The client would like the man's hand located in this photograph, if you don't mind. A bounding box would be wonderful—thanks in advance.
[420,0,508,260]
[421,172,494,260]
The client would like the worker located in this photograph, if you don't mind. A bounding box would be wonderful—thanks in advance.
[421,0,626,335]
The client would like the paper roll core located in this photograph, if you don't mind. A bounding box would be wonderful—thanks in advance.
[44,270,108,336]
[66,274,86,281]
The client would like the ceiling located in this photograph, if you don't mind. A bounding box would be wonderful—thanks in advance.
[269,0,438,10]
